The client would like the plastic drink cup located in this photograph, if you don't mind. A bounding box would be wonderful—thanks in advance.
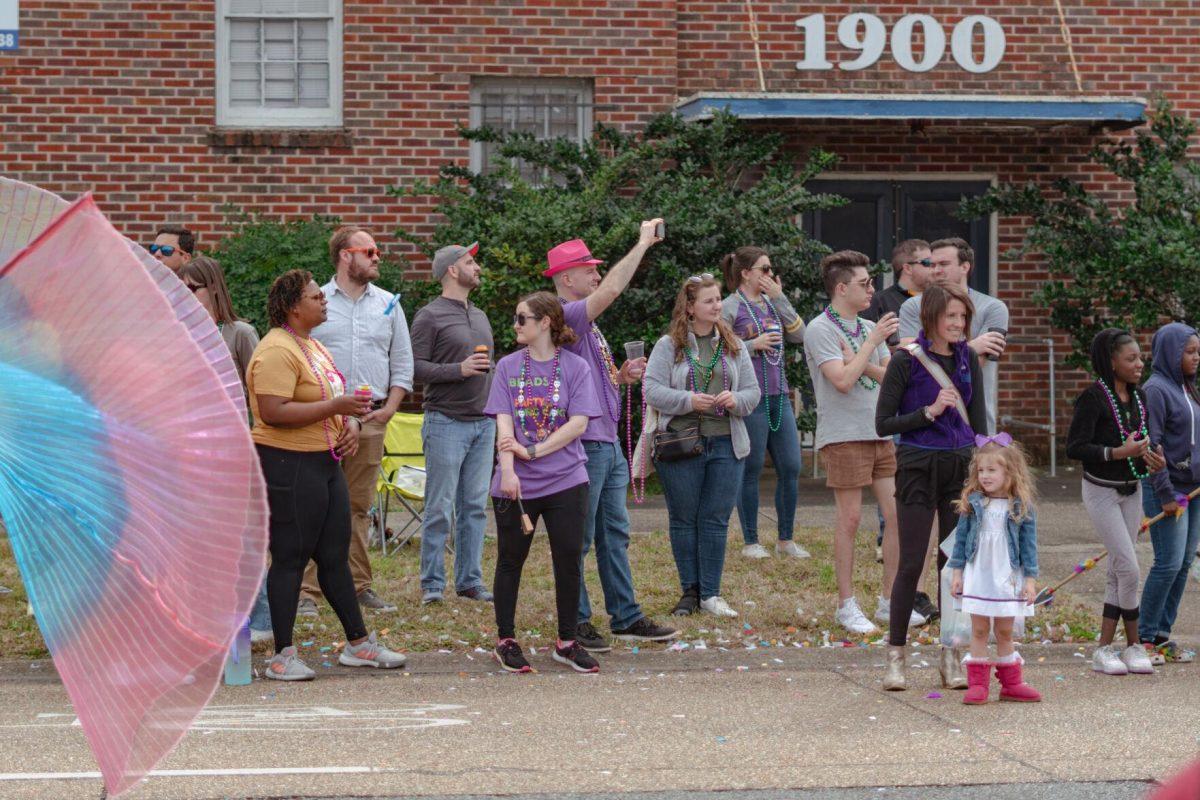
[354,384,372,399]
[624,341,644,361]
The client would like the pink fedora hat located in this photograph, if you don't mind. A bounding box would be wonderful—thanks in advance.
[543,238,604,278]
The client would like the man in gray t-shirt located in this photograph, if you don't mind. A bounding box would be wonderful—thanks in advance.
[897,237,1007,435]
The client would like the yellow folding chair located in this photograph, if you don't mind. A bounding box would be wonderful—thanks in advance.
[373,412,436,555]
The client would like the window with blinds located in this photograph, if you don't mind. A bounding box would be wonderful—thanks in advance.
[469,78,594,182]
[216,0,343,128]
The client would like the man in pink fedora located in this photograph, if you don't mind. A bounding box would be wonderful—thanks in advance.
[546,220,679,652]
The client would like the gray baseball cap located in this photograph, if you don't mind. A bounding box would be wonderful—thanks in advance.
[431,241,479,281]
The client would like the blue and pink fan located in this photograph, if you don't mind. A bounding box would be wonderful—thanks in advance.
[0,178,268,797]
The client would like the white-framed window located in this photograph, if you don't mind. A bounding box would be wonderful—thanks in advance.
[215,0,343,128]
[469,77,594,182]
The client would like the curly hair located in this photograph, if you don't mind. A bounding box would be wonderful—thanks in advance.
[267,269,313,329]
[667,275,741,362]
[519,291,577,347]
[954,439,1037,522]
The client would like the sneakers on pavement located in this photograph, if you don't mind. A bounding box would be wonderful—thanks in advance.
[575,621,612,653]
[699,596,738,618]
[612,617,679,642]
[339,632,407,669]
[421,589,444,606]
[873,595,927,627]
[672,588,700,617]
[357,588,397,613]
[913,591,939,623]
[494,639,532,673]
[776,540,811,559]
[835,597,878,635]
[296,597,318,617]
[1156,641,1196,663]
[265,646,316,681]
[741,543,770,559]
[1141,643,1167,667]
[456,586,494,603]
[553,641,600,673]
[1091,644,1129,676]
[1120,644,1155,674]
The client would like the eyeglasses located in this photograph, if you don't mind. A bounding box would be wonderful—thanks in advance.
[185,283,204,294]
[906,258,933,268]
[345,246,380,259]
[148,244,176,256]
[687,273,715,283]
[513,313,542,326]
[751,265,773,274]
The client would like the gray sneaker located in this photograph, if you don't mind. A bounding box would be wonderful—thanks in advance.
[358,588,398,613]
[297,597,318,617]
[421,589,444,606]
[339,632,407,669]
[456,586,494,603]
[265,646,316,681]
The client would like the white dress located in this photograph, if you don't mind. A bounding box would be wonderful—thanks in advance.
[958,498,1034,619]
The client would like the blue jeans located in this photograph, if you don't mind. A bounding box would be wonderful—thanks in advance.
[248,570,271,633]
[735,395,802,544]
[656,435,745,599]
[419,411,496,594]
[579,440,643,630]
[1139,481,1200,641]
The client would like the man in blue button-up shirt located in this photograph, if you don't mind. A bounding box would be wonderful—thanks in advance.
[300,226,414,615]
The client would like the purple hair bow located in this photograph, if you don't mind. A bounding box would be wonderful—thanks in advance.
[975,432,1013,448]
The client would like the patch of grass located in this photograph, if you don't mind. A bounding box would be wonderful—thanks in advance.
[0,525,1099,659]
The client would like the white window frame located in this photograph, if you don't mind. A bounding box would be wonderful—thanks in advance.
[215,0,343,128]
[469,77,594,177]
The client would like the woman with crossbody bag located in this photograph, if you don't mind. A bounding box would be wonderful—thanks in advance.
[874,284,986,691]
[642,274,760,619]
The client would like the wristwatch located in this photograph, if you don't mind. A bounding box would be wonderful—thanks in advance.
[527,444,538,460]
[922,406,936,422]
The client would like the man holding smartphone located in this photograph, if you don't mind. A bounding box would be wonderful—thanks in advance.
[546,220,679,652]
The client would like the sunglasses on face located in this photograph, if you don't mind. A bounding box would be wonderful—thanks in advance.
[513,313,542,326]
[751,265,773,274]
[687,272,715,283]
[185,283,204,293]
[345,246,380,259]
[148,244,176,256]
[906,258,932,268]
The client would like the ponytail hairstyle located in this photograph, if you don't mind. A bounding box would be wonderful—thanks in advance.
[667,275,742,362]
[954,439,1037,522]
[721,246,770,292]
[519,291,577,347]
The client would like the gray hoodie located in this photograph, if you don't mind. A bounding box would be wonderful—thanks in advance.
[1146,321,1200,504]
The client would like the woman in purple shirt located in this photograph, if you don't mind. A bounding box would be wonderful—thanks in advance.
[484,291,602,675]
[874,284,986,692]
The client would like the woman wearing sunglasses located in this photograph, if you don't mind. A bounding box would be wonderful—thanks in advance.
[483,291,602,674]
[181,256,260,410]
[247,270,406,680]
[642,274,760,618]
[719,246,807,562]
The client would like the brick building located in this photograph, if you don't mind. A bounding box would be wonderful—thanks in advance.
[2,1,1194,456]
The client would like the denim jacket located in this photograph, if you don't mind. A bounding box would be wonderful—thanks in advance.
[947,492,1039,577]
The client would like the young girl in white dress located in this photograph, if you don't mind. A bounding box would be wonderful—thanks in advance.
[948,434,1041,705]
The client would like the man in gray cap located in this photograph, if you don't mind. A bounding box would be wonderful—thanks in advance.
[410,242,496,605]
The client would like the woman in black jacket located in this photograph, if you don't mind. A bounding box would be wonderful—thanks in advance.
[1066,328,1165,677]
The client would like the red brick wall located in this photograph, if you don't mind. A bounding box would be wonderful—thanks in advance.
[3,1,1198,457]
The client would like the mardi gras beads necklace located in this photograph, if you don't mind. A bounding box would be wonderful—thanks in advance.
[737,289,786,432]
[282,323,346,461]
[1096,378,1150,480]
[824,306,879,391]
[686,334,729,416]
[515,347,565,443]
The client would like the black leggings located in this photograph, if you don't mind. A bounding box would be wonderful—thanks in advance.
[492,482,588,641]
[888,446,971,646]
[257,444,367,651]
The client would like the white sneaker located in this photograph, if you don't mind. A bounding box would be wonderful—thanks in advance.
[835,597,879,635]
[339,632,407,669]
[1121,644,1155,674]
[741,543,770,559]
[1091,645,1129,676]
[699,596,739,618]
[873,596,927,627]
[776,540,811,559]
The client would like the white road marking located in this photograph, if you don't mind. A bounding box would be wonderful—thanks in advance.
[0,766,391,781]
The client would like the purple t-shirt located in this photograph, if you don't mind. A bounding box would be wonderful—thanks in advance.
[561,299,622,442]
[484,347,602,499]
[730,297,788,396]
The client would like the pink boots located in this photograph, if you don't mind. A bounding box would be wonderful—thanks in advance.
[962,661,992,704]
[995,656,1042,702]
